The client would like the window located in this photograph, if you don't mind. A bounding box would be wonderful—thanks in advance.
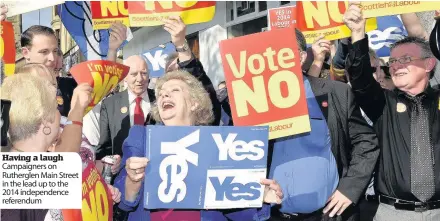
[237,1,255,17]
[227,16,267,39]
[258,1,267,12]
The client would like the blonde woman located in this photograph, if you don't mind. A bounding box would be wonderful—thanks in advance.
[114,70,282,221]
[1,65,121,221]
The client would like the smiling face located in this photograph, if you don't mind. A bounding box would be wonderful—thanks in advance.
[124,56,149,96]
[389,43,433,95]
[157,79,197,126]
[22,34,59,71]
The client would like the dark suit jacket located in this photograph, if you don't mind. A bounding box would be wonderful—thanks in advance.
[268,75,379,208]
[57,77,77,117]
[95,89,155,160]
[308,75,379,205]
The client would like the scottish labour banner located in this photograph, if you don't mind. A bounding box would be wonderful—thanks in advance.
[128,1,216,27]
[219,27,310,140]
[143,126,269,209]
[90,1,130,30]
[361,1,440,18]
[296,1,377,44]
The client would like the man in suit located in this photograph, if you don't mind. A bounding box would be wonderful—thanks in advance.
[268,29,379,221]
[96,55,153,164]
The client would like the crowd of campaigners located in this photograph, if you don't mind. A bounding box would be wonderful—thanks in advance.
[1,2,440,221]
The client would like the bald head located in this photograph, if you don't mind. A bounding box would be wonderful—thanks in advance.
[124,55,149,96]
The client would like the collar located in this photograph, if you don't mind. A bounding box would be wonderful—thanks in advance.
[128,89,150,104]
[395,84,437,100]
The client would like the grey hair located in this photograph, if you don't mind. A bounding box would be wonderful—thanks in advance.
[151,70,214,125]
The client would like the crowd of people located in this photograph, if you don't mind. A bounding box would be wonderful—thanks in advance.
[1,2,440,221]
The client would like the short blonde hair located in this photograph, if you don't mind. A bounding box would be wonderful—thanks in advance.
[151,70,213,126]
[17,63,57,87]
[1,74,58,143]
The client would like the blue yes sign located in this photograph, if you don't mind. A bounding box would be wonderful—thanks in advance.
[143,126,269,209]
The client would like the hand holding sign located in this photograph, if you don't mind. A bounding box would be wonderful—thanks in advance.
[126,157,149,183]
[343,2,366,42]
[0,3,7,21]
[71,83,93,113]
[109,21,127,51]
[312,35,331,62]
[163,16,187,48]
[107,184,121,204]
[261,178,283,204]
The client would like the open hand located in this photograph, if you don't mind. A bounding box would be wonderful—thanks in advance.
[109,21,127,51]
[323,190,352,217]
[163,16,187,47]
[261,178,283,204]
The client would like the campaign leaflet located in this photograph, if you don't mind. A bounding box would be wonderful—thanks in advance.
[143,126,269,209]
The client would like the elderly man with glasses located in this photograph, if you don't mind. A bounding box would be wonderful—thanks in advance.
[344,3,440,220]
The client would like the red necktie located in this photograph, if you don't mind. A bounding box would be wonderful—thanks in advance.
[134,97,144,125]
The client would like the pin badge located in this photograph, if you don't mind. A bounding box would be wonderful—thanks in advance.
[396,103,407,113]
[322,101,328,108]
[56,96,64,105]
[121,106,128,114]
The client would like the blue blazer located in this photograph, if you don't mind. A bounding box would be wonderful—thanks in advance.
[113,125,271,221]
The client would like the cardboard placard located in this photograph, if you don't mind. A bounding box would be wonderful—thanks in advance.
[62,161,113,221]
[141,42,176,78]
[90,1,130,30]
[128,1,216,27]
[1,21,15,77]
[219,27,311,140]
[267,5,297,30]
[143,126,269,209]
[70,60,129,114]
[296,1,377,44]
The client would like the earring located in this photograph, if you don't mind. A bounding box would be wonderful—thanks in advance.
[43,126,51,135]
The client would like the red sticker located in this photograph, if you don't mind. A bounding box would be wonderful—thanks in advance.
[322,101,328,108]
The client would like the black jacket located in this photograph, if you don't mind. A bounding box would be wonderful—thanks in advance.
[57,77,77,117]
[269,75,379,206]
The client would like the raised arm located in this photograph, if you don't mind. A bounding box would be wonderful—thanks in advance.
[343,2,386,122]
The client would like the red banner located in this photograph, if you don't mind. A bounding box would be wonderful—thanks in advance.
[90,1,130,30]
[70,60,129,114]
[62,161,113,221]
[1,21,16,76]
[295,1,377,43]
[219,28,311,139]
[268,6,297,30]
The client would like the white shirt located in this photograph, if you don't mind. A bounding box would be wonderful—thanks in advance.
[82,103,102,146]
[128,89,151,126]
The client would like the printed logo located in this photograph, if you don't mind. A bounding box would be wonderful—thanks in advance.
[158,130,200,203]
[212,133,265,161]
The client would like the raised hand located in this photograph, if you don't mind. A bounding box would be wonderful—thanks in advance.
[163,15,187,47]
[343,2,366,42]
[312,35,331,62]
[109,21,128,52]
[1,3,8,21]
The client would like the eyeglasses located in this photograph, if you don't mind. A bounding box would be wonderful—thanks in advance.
[388,56,427,66]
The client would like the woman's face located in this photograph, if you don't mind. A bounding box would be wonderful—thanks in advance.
[157,79,196,126]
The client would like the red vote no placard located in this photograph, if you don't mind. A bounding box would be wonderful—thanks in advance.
[219,27,311,140]
[62,161,113,221]
[70,60,130,114]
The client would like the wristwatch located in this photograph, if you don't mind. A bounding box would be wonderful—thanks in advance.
[175,40,190,52]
